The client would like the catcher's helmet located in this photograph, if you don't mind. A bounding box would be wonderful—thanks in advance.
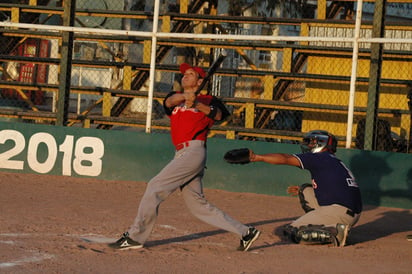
[301,130,337,153]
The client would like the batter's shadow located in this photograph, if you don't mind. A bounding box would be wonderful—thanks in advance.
[146,208,411,249]
[144,217,296,249]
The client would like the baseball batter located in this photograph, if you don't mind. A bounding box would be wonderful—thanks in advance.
[109,63,260,251]
[228,130,362,247]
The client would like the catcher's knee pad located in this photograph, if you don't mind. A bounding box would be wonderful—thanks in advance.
[295,225,337,245]
[298,183,315,213]
[281,224,300,244]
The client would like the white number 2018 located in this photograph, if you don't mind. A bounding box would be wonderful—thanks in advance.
[0,129,104,177]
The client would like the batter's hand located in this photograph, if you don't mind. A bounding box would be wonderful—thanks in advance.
[183,92,196,107]
[287,185,300,196]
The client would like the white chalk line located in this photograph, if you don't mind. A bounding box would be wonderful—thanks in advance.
[0,252,55,269]
[0,239,54,269]
[0,232,101,269]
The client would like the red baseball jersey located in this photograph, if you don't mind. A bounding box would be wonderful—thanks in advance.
[163,92,229,146]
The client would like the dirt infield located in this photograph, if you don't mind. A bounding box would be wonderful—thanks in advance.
[1,171,411,273]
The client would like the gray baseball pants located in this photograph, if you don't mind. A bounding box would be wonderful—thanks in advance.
[127,140,249,244]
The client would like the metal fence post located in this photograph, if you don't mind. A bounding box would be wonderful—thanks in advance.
[56,0,75,126]
[364,0,387,150]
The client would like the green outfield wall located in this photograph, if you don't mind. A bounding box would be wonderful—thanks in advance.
[0,121,411,209]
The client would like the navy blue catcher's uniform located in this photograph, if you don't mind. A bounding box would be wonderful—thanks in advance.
[291,151,362,229]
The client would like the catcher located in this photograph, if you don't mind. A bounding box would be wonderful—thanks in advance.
[224,130,362,247]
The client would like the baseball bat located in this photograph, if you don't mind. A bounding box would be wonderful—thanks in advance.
[195,49,227,95]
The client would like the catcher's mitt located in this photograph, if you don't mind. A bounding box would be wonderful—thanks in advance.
[224,148,251,164]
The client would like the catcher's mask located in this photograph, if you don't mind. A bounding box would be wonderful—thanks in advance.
[301,130,337,153]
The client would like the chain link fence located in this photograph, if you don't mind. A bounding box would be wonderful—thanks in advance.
[0,0,411,152]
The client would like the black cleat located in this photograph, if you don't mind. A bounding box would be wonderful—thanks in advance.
[238,227,261,251]
[108,232,143,250]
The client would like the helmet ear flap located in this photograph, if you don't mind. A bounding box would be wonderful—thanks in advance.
[326,134,337,153]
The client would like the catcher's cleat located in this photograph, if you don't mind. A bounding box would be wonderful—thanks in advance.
[238,227,261,251]
[407,235,412,241]
[335,223,349,247]
[108,232,143,250]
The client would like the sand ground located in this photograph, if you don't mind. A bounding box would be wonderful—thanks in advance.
[1,172,411,273]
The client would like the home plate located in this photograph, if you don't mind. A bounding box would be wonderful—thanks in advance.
[77,234,116,253]
[80,234,116,244]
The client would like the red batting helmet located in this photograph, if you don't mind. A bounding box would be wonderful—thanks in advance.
[180,63,206,78]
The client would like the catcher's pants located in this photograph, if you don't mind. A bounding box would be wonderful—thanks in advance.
[127,140,249,244]
[291,185,361,229]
